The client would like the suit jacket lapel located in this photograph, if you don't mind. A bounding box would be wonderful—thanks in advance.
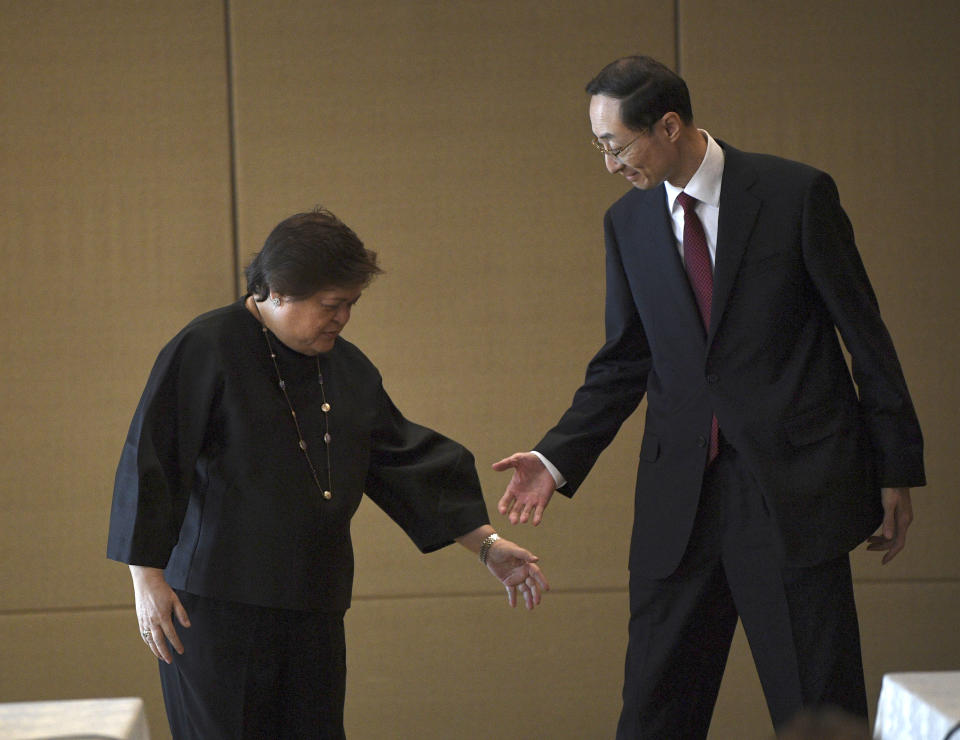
[710,143,761,346]
[627,187,707,342]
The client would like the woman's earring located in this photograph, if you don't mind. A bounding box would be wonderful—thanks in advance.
[271,296,281,307]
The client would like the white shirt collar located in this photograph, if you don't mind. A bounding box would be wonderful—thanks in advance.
[664,130,724,211]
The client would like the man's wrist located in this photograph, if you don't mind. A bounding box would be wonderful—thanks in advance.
[530,451,565,488]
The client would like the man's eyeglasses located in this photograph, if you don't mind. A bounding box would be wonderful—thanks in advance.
[591,132,643,161]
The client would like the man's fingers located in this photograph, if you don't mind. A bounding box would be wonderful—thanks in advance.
[532,503,544,526]
[882,537,906,564]
[883,512,895,540]
[491,455,520,472]
[518,502,531,523]
[891,528,908,559]
[866,532,907,563]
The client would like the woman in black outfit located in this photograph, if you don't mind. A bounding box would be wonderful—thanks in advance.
[107,208,548,739]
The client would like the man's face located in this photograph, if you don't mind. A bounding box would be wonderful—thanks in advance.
[589,94,675,190]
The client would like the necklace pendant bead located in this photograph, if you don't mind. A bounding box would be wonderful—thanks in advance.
[321,402,331,412]
[324,432,332,444]
[279,380,286,390]
[299,439,307,451]
[323,490,332,500]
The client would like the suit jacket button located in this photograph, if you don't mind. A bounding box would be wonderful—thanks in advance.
[706,374,719,384]
[697,436,707,447]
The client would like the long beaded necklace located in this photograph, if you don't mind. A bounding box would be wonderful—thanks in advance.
[252,300,333,501]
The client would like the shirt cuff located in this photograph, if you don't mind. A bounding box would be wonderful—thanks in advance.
[530,451,566,489]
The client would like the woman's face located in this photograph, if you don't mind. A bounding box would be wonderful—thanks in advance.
[265,286,363,355]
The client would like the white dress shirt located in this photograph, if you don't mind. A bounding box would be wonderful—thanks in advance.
[663,130,724,266]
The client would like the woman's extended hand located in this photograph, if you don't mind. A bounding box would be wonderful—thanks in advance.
[130,565,191,664]
[484,538,550,610]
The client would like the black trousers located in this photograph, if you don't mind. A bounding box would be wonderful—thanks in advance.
[616,440,868,739]
[158,591,347,740]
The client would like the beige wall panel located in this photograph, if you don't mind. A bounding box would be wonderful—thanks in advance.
[0,1,233,612]
[858,581,960,705]
[0,610,171,740]
[230,0,675,597]
[344,590,626,738]
[679,0,959,580]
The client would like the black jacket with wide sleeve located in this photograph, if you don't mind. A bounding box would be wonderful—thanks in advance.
[108,300,489,611]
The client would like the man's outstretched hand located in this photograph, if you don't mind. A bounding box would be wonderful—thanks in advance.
[493,452,556,526]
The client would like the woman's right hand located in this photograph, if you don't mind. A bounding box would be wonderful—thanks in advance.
[129,565,191,664]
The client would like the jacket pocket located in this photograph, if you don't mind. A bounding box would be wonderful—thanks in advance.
[784,402,851,446]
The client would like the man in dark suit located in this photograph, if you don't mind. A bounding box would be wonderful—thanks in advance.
[494,55,924,738]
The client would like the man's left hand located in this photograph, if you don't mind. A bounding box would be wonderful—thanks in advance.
[866,487,913,564]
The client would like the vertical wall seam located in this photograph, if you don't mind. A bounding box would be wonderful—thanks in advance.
[674,0,683,76]
[223,0,241,298]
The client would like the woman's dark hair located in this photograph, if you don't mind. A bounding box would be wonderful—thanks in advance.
[245,207,382,300]
[585,55,693,132]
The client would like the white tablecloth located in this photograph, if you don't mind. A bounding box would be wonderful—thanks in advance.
[874,671,960,740]
[0,697,149,740]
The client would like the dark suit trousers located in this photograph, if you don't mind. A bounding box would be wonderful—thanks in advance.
[616,440,868,739]
[158,591,347,740]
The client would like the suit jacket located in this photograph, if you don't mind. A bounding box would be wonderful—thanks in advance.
[536,143,925,578]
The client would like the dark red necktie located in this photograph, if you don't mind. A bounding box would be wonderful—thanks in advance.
[677,192,719,463]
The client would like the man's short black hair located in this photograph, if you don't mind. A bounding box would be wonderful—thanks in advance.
[586,55,693,131]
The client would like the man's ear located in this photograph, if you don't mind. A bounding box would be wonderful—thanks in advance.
[662,112,683,141]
